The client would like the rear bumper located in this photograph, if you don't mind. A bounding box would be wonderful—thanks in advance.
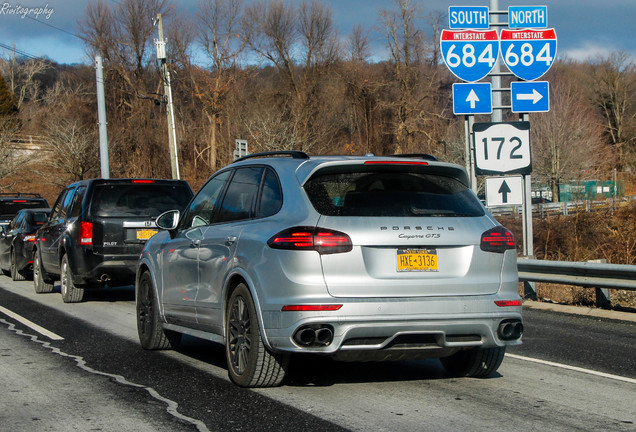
[72,253,139,287]
[262,295,523,357]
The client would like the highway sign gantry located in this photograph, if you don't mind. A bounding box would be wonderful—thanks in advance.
[511,81,549,113]
[473,122,532,175]
[440,29,499,82]
[453,83,492,115]
[500,28,557,81]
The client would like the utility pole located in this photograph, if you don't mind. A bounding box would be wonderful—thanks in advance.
[155,13,180,179]
[95,55,110,179]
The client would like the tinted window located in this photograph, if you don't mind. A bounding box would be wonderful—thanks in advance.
[216,167,263,223]
[0,199,48,218]
[50,189,71,221]
[183,170,231,228]
[26,211,50,230]
[257,168,282,218]
[90,183,192,217]
[305,169,484,217]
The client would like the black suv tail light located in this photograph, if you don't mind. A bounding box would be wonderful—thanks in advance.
[79,221,93,245]
[268,227,352,255]
[480,226,515,253]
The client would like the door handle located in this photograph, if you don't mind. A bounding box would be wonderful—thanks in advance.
[190,239,201,247]
[226,236,237,245]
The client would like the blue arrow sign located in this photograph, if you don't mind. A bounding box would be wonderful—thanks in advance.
[449,6,489,29]
[511,81,550,113]
[500,28,557,81]
[453,83,492,115]
[509,6,548,29]
[441,29,499,82]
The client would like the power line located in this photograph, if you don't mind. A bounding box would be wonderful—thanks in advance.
[0,42,40,60]
[24,15,89,43]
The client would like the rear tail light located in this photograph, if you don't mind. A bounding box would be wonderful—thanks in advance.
[79,221,93,245]
[132,179,155,183]
[268,227,352,254]
[480,226,515,253]
[23,234,36,242]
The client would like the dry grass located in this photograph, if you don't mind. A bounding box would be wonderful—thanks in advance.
[500,203,636,310]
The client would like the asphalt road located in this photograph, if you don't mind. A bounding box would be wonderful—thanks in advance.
[0,279,634,432]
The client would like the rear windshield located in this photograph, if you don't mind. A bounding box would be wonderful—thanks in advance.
[304,169,484,217]
[0,200,48,218]
[90,183,193,217]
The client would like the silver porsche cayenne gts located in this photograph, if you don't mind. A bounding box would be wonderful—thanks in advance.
[136,151,523,387]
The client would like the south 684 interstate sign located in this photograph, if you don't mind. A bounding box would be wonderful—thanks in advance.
[441,29,498,82]
[473,122,531,176]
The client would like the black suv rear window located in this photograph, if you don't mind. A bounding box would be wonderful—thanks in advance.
[0,200,48,218]
[305,170,484,217]
[90,183,192,217]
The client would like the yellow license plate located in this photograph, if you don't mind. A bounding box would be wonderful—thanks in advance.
[136,229,158,240]
[397,249,438,272]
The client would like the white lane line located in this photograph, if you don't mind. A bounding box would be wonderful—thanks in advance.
[506,353,636,385]
[0,317,210,432]
[0,305,64,340]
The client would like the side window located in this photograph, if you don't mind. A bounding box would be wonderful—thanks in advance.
[182,170,231,228]
[58,187,76,221]
[257,168,282,218]
[216,167,263,223]
[70,186,87,218]
[50,189,71,222]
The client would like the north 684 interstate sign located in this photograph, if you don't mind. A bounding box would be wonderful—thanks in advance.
[500,28,557,81]
[473,122,531,175]
[440,29,499,82]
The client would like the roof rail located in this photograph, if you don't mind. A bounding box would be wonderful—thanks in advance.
[233,151,310,163]
[392,153,438,161]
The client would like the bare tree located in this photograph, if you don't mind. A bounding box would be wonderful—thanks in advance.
[0,53,50,109]
[242,0,340,152]
[532,68,613,202]
[588,52,636,171]
[194,0,245,169]
[0,117,28,188]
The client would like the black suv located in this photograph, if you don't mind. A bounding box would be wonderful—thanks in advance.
[33,178,193,302]
[0,193,50,228]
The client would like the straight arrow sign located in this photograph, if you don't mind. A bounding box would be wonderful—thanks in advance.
[467,89,479,108]
[485,176,523,206]
[453,83,492,115]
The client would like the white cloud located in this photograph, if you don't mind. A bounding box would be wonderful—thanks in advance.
[561,42,635,62]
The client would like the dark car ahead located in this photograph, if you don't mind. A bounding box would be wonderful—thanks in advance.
[0,193,49,229]
[33,178,193,303]
[0,208,51,281]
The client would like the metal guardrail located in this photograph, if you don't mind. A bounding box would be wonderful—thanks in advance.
[517,258,636,308]
[489,197,635,218]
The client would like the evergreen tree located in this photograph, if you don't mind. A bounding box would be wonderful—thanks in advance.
[0,75,17,116]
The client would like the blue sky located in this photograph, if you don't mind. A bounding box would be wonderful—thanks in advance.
[0,0,634,65]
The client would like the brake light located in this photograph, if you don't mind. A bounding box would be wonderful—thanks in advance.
[480,226,515,253]
[495,300,522,307]
[268,227,352,254]
[281,305,343,311]
[132,179,155,183]
[79,221,93,245]
[13,200,27,203]
[363,161,428,165]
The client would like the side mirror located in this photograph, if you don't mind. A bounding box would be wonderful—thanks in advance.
[156,210,180,230]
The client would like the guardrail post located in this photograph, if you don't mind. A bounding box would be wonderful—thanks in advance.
[520,256,537,300]
[588,259,611,309]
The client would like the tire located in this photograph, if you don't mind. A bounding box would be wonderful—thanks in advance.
[60,255,85,303]
[10,250,26,281]
[225,283,289,388]
[33,250,54,294]
[441,346,506,378]
[136,271,181,350]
